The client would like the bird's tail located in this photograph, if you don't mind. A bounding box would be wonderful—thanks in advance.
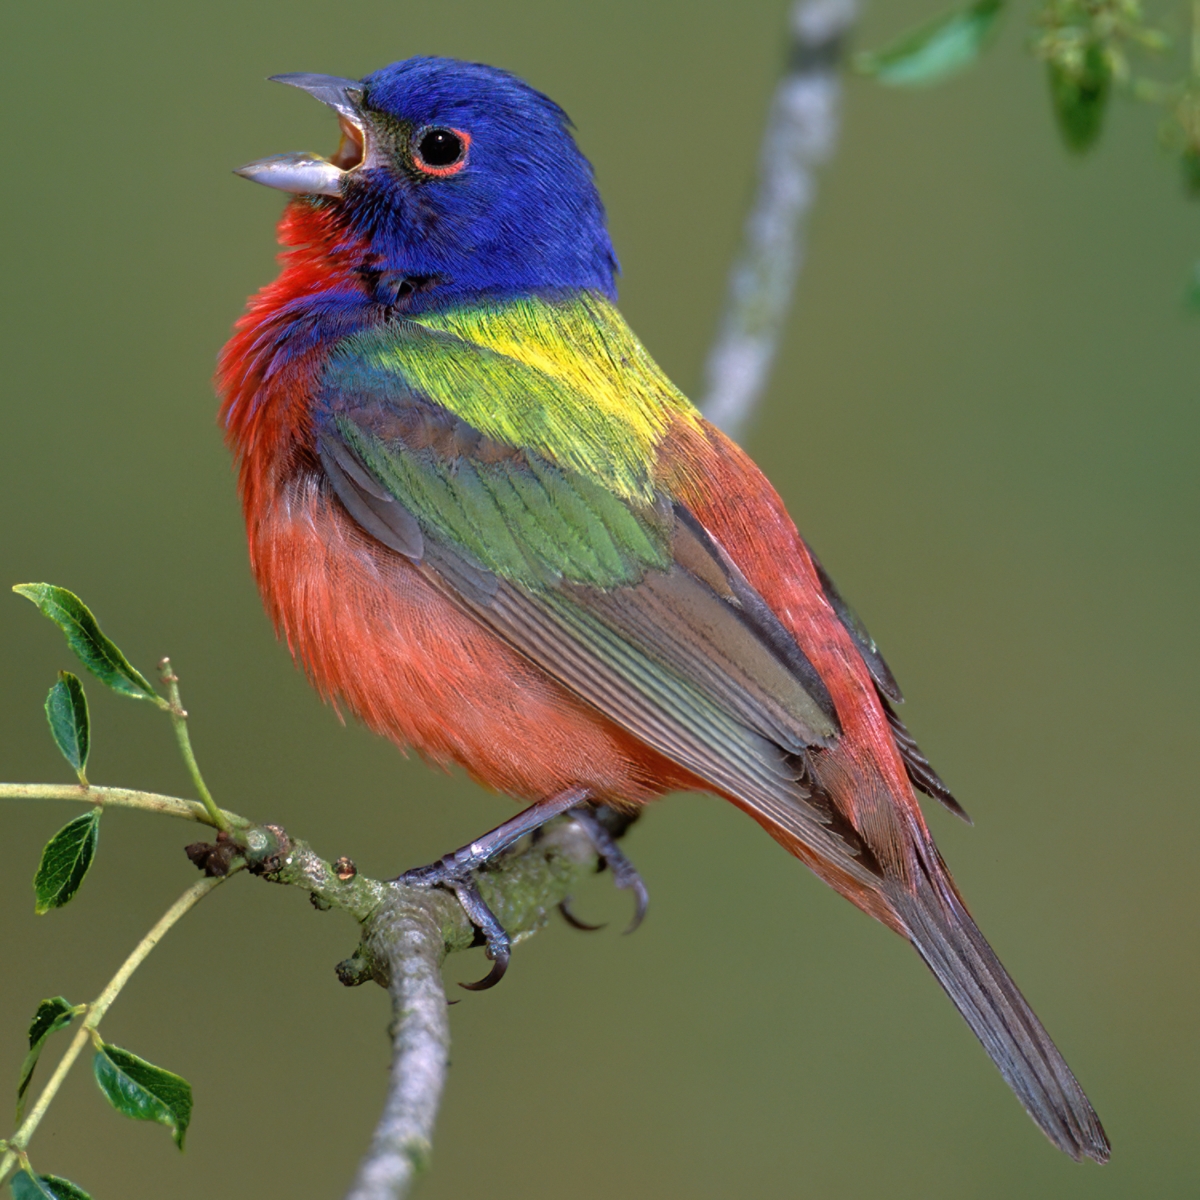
[887,853,1110,1163]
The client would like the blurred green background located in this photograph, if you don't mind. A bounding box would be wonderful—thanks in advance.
[1,1,1196,1196]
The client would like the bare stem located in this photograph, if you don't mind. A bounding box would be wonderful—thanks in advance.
[699,0,858,442]
[0,874,231,1186]
[159,658,229,832]
[0,782,244,829]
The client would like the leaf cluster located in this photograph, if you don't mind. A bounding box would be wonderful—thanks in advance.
[11,992,190,1199]
[1032,0,1169,151]
[856,0,1200,294]
[3,587,205,1197]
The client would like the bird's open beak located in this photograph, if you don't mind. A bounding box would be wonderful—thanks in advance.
[234,73,367,197]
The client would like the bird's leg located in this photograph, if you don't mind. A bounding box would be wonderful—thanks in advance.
[559,803,650,934]
[399,786,589,990]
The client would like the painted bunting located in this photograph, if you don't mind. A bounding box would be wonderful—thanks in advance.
[220,58,1108,1162]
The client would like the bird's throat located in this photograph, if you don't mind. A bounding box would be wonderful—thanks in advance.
[217,200,374,494]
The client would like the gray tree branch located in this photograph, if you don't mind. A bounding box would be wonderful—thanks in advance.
[700,0,858,442]
[224,815,605,1200]
[345,898,448,1200]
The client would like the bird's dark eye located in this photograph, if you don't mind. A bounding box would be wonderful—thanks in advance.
[418,129,461,166]
[412,127,470,176]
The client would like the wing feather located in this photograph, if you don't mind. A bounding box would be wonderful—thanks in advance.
[809,549,967,821]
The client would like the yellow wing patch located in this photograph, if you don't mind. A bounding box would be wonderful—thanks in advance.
[414,291,701,455]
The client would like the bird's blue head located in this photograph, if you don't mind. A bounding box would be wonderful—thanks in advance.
[236,57,619,308]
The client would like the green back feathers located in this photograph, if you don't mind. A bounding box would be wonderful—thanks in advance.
[323,292,698,590]
[328,292,698,504]
[338,411,674,590]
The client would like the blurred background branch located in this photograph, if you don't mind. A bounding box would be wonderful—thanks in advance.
[703,0,1200,448]
[700,0,858,441]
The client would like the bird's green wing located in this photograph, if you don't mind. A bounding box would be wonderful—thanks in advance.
[315,314,879,880]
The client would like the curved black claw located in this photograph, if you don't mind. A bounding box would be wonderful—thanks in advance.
[569,806,650,934]
[399,862,511,991]
[558,898,606,932]
[448,875,511,990]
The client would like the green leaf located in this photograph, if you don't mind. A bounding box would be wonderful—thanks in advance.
[92,1041,192,1149]
[854,0,1004,87]
[1047,44,1110,153]
[13,584,159,702]
[44,673,89,783]
[33,810,101,914]
[10,1171,93,1200]
[25,997,77,1050]
[16,997,77,1121]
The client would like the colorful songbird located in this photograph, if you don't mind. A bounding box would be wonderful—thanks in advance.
[220,58,1108,1162]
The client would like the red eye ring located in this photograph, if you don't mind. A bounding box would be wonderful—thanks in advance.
[412,126,471,177]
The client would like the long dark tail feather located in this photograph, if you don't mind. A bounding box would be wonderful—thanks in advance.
[887,858,1110,1164]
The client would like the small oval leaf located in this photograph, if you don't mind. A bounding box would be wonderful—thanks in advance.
[13,584,158,701]
[855,0,1005,87]
[92,1041,192,1150]
[17,997,78,1120]
[44,673,90,783]
[9,1171,93,1200]
[33,810,101,914]
[1047,45,1110,152]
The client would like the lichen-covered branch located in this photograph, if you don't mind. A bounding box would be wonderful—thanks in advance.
[342,895,449,1200]
[699,0,858,442]
[224,815,604,1200]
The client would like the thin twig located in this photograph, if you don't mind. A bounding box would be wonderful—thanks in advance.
[699,0,858,442]
[0,874,231,1186]
[0,782,243,829]
[159,658,229,832]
